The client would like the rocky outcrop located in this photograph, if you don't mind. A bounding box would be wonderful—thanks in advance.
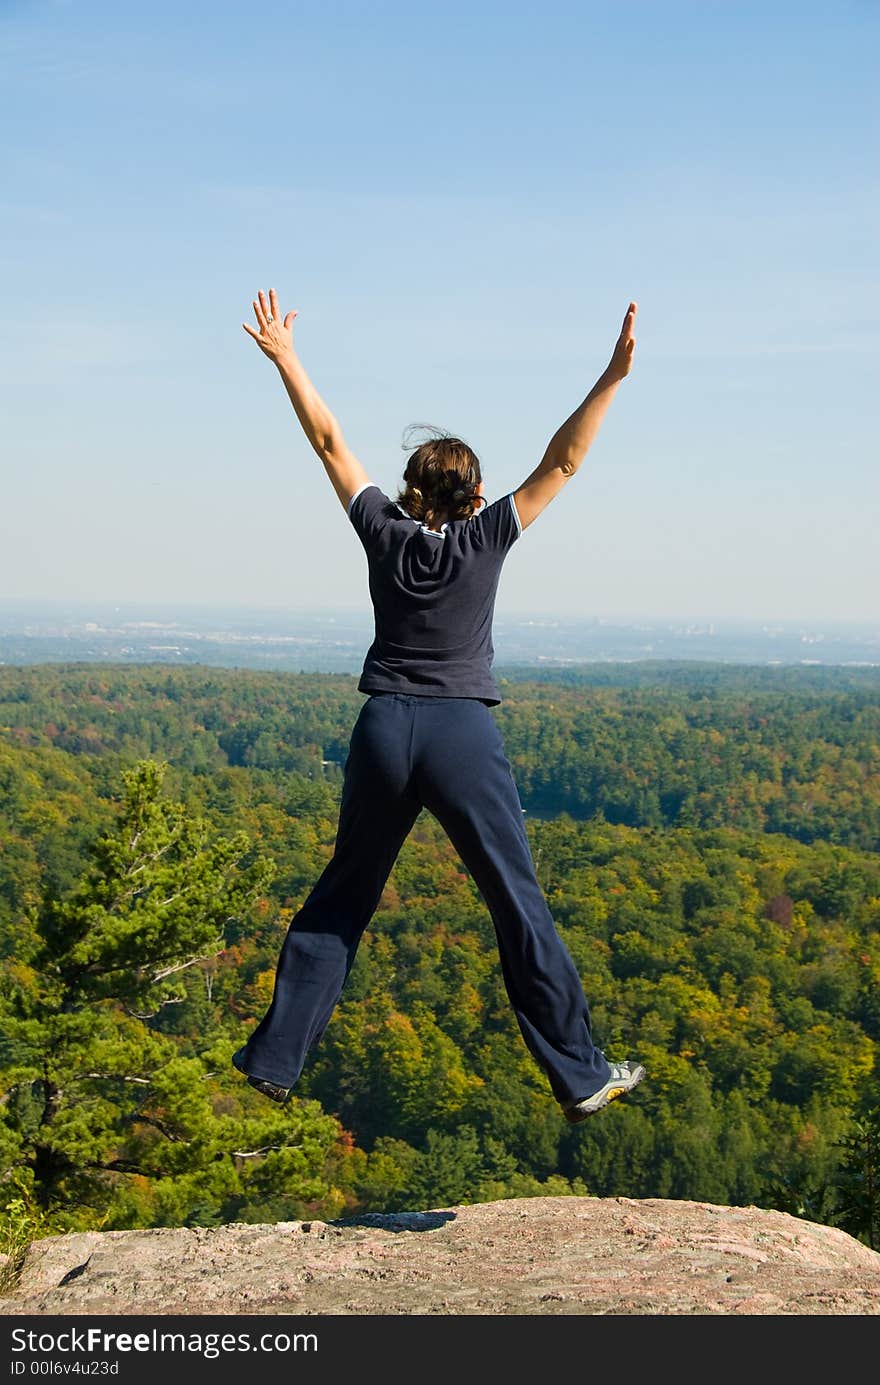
[3,1197,879,1316]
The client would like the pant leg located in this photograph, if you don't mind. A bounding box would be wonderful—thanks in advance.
[238,696,421,1087]
[413,698,612,1105]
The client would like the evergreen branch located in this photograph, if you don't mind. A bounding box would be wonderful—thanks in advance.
[150,951,223,984]
[231,1145,285,1158]
[88,1159,149,1175]
[124,997,186,1019]
[127,839,181,875]
[75,941,223,983]
[81,1073,151,1085]
[154,892,185,910]
[133,1115,186,1143]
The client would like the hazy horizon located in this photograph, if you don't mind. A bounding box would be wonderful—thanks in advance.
[1,595,878,630]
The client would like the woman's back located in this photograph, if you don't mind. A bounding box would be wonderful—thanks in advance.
[347,482,522,706]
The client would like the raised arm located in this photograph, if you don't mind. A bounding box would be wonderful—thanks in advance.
[242,288,370,512]
[512,302,637,532]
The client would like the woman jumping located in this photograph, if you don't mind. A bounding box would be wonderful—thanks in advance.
[232,288,644,1125]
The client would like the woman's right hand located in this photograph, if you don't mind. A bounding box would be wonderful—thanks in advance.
[242,287,298,363]
[607,301,637,381]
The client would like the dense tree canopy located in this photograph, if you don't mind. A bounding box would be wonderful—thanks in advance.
[0,663,877,1249]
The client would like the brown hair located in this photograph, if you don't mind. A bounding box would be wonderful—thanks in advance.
[395,424,484,528]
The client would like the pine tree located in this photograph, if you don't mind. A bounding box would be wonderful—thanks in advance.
[832,1110,880,1250]
[0,760,348,1229]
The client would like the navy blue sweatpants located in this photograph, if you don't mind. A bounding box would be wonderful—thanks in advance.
[237,693,612,1104]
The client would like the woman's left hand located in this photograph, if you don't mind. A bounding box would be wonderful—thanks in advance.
[242,288,297,362]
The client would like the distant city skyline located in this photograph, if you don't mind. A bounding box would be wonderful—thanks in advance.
[1,1,878,622]
[1,600,876,673]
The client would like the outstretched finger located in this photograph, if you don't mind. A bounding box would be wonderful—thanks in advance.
[269,287,282,323]
[621,301,637,334]
[242,322,261,340]
[253,296,268,331]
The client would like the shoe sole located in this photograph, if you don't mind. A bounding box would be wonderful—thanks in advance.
[247,1076,294,1105]
[563,1064,646,1124]
[232,1048,294,1105]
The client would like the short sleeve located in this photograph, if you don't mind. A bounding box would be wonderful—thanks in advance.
[472,492,522,553]
[347,482,394,550]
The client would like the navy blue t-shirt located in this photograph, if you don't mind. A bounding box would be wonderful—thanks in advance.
[347,482,523,705]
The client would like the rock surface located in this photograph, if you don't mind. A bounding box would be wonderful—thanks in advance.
[3,1197,880,1316]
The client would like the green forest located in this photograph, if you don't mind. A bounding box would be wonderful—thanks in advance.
[1,661,878,1267]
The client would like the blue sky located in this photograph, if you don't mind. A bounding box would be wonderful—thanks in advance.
[1,0,877,622]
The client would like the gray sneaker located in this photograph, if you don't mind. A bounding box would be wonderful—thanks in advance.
[562,1059,646,1124]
